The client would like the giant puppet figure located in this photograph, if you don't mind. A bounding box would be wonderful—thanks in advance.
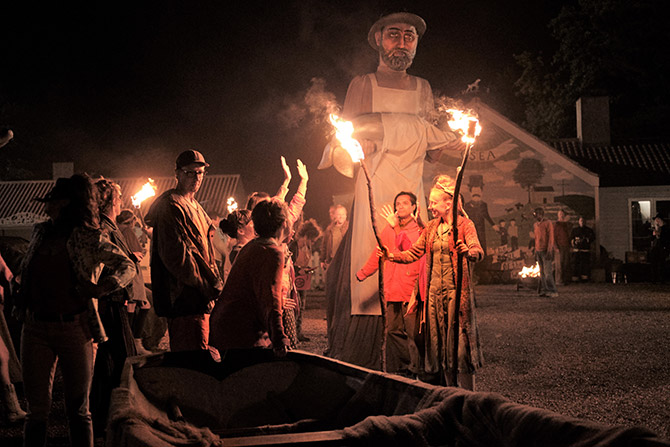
[319,12,462,369]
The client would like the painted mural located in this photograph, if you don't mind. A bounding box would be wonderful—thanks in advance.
[423,111,597,282]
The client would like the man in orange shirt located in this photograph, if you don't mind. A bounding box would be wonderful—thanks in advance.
[533,208,558,297]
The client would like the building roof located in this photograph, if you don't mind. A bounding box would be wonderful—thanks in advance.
[0,174,244,227]
[550,139,670,187]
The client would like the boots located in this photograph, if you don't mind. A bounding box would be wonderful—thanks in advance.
[2,383,27,423]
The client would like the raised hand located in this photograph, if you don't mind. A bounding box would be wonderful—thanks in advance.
[380,204,398,228]
[296,159,309,181]
[281,156,292,183]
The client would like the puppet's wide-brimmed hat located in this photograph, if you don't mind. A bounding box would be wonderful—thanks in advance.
[367,12,426,50]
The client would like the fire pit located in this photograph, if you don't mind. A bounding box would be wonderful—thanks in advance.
[516,263,541,292]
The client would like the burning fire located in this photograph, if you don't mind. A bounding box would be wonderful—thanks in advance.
[329,114,364,163]
[226,197,238,214]
[131,179,157,207]
[518,263,541,278]
[446,109,482,144]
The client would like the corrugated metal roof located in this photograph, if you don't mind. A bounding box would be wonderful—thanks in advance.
[0,175,243,227]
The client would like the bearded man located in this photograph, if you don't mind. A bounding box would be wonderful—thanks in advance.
[319,12,462,369]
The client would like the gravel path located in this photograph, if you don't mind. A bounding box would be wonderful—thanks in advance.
[299,282,670,440]
[1,282,668,444]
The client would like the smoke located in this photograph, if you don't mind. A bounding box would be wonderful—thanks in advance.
[304,77,340,121]
[272,77,341,132]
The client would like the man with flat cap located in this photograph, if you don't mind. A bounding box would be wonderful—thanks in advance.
[319,12,463,370]
[145,150,223,352]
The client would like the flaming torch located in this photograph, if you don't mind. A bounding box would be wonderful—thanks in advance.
[446,108,481,387]
[131,178,157,229]
[329,113,388,371]
[226,197,238,215]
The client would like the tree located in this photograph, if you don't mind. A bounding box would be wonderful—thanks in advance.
[515,0,670,140]
[513,158,545,203]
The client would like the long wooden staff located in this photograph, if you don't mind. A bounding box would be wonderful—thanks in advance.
[359,160,387,372]
[450,120,478,386]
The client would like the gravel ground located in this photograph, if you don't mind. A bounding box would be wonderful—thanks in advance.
[299,282,670,440]
[1,282,668,444]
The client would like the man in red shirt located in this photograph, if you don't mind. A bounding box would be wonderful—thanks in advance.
[356,192,423,375]
[533,208,558,297]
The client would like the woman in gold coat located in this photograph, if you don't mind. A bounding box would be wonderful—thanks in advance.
[384,175,484,390]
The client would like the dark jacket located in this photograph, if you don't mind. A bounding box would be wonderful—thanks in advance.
[145,189,222,318]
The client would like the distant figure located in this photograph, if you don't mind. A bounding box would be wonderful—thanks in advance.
[650,214,669,283]
[321,205,348,272]
[464,175,497,256]
[145,150,223,352]
[508,218,519,251]
[553,209,573,285]
[498,219,508,247]
[533,208,558,297]
[570,216,595,282]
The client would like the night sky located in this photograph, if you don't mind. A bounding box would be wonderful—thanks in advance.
[0,1,566,222]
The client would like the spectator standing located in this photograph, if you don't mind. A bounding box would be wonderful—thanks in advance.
[117,210,166,352]
[356,192,423,376]
[533,208,558,297]
[321,205,348,272]
[650,214,669,282]
[209,199,290,356]
[219,209,254,280]
[246,157,309,349]
[16,175,135,447]
[569,216,596,282]
[208,211,230,280]
[508,218,519,251]
[144,150,223,352]
[553,209,572,285]
[0,253,26,424]
[291,218,322,342]
[498,219,508,247]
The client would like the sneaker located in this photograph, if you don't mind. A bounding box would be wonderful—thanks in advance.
[546,292,559,298]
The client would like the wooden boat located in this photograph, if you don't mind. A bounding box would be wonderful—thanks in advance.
[106,349,668,447]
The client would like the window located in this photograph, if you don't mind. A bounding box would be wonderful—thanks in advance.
[629,199,670,252]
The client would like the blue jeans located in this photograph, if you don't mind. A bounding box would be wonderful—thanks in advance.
[21,313,95,447]
[535,251,558,294]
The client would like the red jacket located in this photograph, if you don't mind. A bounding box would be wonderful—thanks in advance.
[356,220,422,303]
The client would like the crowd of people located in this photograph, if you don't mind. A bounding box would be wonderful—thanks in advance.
[5,9,665,446]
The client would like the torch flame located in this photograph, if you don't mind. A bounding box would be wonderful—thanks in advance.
[226,197,238,214]
[518,263,541,278]
[131,179,157,208]
[329,114,364,163]
[446,109,482,144]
